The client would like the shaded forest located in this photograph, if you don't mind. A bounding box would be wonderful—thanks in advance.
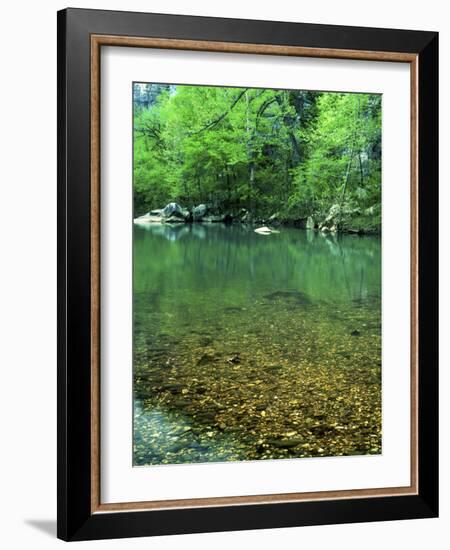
[133,83,381,232]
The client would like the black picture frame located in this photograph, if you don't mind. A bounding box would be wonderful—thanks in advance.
[57,7,438,541]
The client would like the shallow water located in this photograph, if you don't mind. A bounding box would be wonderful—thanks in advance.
[133,224,381,466]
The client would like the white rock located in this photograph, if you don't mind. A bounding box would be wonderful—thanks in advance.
[254,226,272,234]
[254,226,279,235]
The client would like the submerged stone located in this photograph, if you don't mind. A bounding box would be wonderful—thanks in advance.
[266,437,304,448]
[264,290,311,305]
[197,353,217,366]
[223,306,243,313]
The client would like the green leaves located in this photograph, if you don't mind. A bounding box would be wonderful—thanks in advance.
[133,83,381,220]
[289,92,381,215]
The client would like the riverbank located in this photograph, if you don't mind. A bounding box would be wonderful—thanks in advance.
[134,202,381,235]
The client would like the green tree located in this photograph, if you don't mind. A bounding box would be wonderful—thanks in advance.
[133,83,381,230]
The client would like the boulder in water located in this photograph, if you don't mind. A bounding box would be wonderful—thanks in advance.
[240,210,251,223]
[150,208,163,216]
[325,204,341,224]
[134,213,163,224]
[255,226,276,235]
[193,204,207,221]
[162,202,189,220]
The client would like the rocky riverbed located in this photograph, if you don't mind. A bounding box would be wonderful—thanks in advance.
[133,285,381,466]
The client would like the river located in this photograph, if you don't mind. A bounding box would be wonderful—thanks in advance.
[133,223,381,466]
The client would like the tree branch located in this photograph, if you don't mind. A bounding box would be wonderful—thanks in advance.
[189,89,249,134]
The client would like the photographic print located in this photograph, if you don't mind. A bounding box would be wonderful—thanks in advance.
[132,82,382,466]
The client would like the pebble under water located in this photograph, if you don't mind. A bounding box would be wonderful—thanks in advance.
[133,224,382,466]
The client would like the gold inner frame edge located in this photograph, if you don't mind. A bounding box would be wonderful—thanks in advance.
[90,35,419,514]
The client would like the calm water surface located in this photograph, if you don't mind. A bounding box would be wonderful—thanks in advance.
[133,224,381,466]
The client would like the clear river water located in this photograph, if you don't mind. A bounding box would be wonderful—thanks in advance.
[133,223,382,466]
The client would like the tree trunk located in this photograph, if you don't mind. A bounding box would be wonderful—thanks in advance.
[245,91,255,210]
[358,152,364,186]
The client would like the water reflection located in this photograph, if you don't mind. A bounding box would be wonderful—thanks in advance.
[134,224,380,304]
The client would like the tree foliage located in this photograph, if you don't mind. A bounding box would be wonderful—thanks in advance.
[133,83,381,221]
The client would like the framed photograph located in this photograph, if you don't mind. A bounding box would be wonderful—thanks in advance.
[57,8,438,541]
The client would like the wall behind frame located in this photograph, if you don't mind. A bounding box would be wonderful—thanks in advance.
[0,1,446,549]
